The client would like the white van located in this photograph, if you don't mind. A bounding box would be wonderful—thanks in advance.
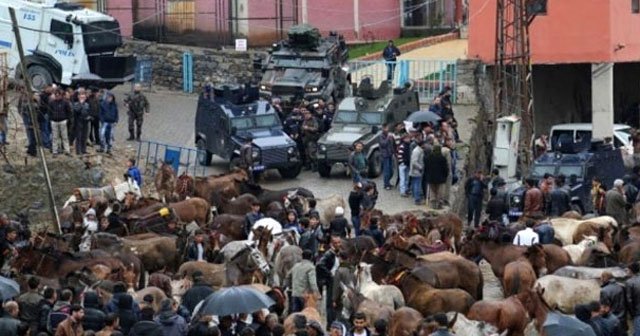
[549,123,633,154]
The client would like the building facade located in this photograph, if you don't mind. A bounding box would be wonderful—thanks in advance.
[468,0,640,135]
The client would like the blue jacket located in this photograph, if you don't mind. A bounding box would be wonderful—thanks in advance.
[99,92,118,123]
[127,166,143,187]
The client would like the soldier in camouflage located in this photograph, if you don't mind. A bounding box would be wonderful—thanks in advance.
[301,109,320,171]
[124,84,150,141]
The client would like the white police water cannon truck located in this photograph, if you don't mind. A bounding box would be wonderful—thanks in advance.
[0,0,135,90]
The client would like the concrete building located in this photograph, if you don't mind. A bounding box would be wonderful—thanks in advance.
[468,0,640,137]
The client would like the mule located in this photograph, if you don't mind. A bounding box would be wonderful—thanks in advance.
[466,292,530,336]
[221,240,271,285]
[356,263,405,310]
[447,312,504,336]
[169,197,212,226]
[92,232,179,273]
[533,275,599,313]
[273,245,302,287]
[550,216,617,246]
[619,240,640,265]
[388,268,474,316]
[340,283,394,327]
[210,214,246,241]
[417,251,484,300]
[553,265,629,281]
[211,190,259,216]
[132,286,167,313]
[563,235,598,264]
[284,293,321,335]
[388,307,422,336]
[177,261,226,288]
[503,245,547,296]
[154,161,177,203]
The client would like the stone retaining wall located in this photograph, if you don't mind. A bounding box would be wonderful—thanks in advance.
[119,40,266,91]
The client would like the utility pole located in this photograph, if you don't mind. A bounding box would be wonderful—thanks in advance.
[9,8,62,234]
[494,0,539,173]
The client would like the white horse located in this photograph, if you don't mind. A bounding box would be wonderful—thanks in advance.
[221,240,271,286]
[447,312,506,336]
[550,216,617,245]
[356,262,405,310]
[562,235,598,264]
[63,177,142,208]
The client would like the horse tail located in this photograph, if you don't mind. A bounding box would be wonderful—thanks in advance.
[508,272,521,297]
[476,267,484,300]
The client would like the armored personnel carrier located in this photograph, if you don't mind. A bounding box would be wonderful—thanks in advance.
[316,78,420,178]
[506,139,627,219]
[258,24,349,109]
[195,84,302,178]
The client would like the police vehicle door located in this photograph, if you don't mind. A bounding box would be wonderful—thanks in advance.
[221,114,233,157]
[47,17,79,82]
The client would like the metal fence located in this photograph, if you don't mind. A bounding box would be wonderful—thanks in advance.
[133,58,153,89]
[348,59,457,103]
[136,141,206,178]
[183,52,194,93]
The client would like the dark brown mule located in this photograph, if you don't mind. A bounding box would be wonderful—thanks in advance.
[169,197,212,226]
[619,240,640,265]
[210,214,246,241]
[210,189,259,216]
[383,245,484,300]
[388,268,475,316]
[154,161,177,202]
[466,291,531,336]
[389,307,423,336]
[192,169,249,201]
[519,286,551,335]
[460,233,570,278]
[503,244,547,296]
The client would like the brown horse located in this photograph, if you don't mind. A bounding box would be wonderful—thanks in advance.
[92,232,180,273]
[389,307,423,336]
[572,222,614,250]
[211,189,259,216]
[154,161,177,203]
[519,286,551,335]
[210,214,246,241]
[466,292,530,336]
[169,197,212,226]
[388,268,475,316]
[619,240,640,265]
[503,245,547,296]
[192,169,249,201]
[178,261,226,288]
[460,234,570,278]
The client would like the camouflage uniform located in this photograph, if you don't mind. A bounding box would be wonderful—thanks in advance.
[124,91,150,140]
[302,116,320,169]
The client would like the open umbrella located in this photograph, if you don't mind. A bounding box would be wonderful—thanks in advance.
[406,110,441,124]
[0,276,20,300]
[199,285,275,316]
[543,312,596,336]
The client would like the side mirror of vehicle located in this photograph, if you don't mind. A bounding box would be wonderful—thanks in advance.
[231,127,237,136]
[371,125,379,134]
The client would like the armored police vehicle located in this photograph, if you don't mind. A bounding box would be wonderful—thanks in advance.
[195,84,302,179]
[258,24,349,109]
[0,0,135,90]
[316,78,419,178]
[507,139,626,219]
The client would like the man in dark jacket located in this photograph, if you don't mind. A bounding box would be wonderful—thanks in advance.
[396,133,412,197]
[155,298,187,336]
[424,144,449,209]
[244,201,263,238]
[49,89,72,155]
[316,236,341,329]
[549,175,571,216]
[16,276,43,333]
[105,282,141,317]
[379,125,395,190]
[361,217,384,247]
[98,91,118,154]
[626,262,640,332]
[37,287,56,334]
[330,207,350,238]
[186,230,207,262]
[81,291,106,332]
[382,40,400,81]
[485,188,507,223]
[129,307,162,336]
[181,271,214,314]
[73,91,91,155]
[600,271,626,332]
[348,183,364,236]
[465,170,486,227]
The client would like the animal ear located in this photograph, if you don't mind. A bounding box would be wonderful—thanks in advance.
[500,331,508,336]
[447,312,458,328]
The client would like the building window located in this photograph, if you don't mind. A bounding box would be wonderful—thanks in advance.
[633,0,640,13]
[527,0,547,16]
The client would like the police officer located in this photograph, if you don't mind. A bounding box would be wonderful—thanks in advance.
[285,108,304,160]
[240,135,255,182]
[323,102,335,132]
[301,110,320,171]
[124,84,150,141]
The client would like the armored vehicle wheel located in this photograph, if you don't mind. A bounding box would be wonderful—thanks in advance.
[196,139,212,166]
[318,163,331,178]
[367,150,382,178]
[27,65,53,91]
[279,164,302,179]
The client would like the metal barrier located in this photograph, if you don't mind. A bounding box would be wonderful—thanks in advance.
[348,59,457,103]
[183,52,194,93]
[136,140,206,178]
[133,58,153,89]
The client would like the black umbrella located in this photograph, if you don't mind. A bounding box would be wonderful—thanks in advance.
[406,110,442,124]
[0,276,20,300]
[199,286,275,316]
[543,312,596,336]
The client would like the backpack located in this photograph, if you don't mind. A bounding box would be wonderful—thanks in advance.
[47,311,69,334]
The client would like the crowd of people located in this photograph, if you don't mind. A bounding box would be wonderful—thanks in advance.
[16,83,149,157]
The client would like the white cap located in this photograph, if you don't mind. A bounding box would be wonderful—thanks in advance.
[335,206,344,215]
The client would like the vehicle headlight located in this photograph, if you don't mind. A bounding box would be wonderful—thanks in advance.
[305,86,319,93]
[260,84,271,91]
[513,196,521,204]
[252,151,260,159]
[319,145,327,152]
[287,147,295,155]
